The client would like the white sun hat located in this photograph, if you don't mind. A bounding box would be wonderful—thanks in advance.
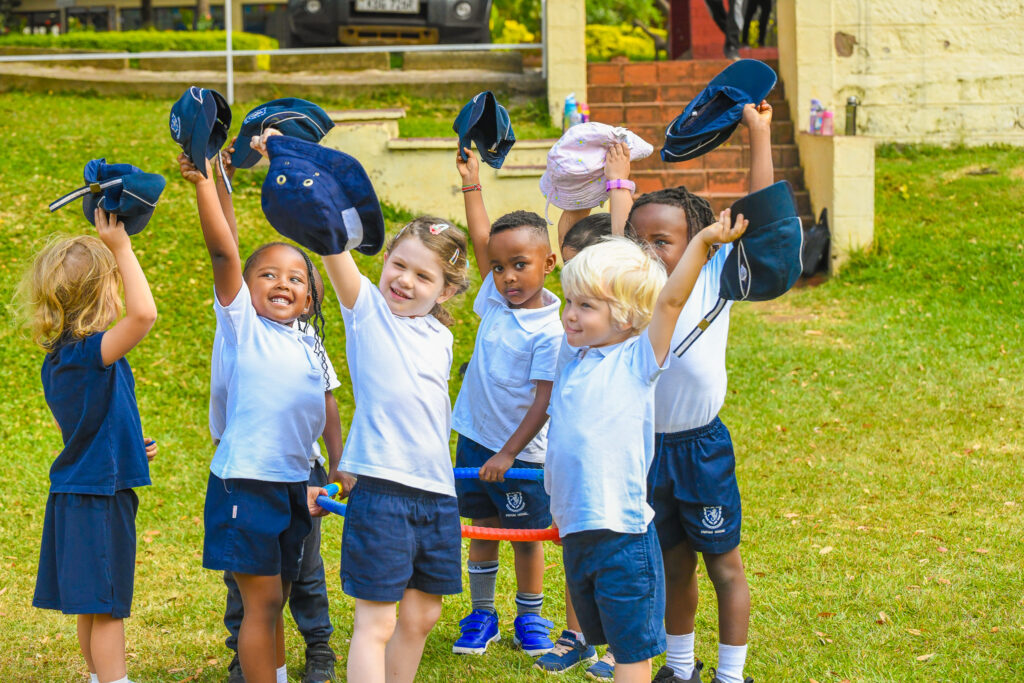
[539,122,654,221]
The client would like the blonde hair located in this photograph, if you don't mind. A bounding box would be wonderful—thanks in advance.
[20,235,121,350]
[386,216,470,327]
[561,236,666,332]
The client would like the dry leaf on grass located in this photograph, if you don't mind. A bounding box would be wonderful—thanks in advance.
[916,653,936,662]
[876,611,889,624]
[820,546,834,555]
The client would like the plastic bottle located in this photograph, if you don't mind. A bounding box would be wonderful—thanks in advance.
[578,101,590,123]
[809,99,823,134]
[845,96,859,135]
[821,110,834,136]
[563,93,578,132]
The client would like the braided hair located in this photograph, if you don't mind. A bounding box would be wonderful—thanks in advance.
[627,186,716,242]
[243,242,331,391]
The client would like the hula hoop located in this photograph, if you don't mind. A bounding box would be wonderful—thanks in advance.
[453,467,544,481]
[318,483,559,542]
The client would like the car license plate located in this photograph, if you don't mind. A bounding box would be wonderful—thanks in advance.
[355,0,419,13]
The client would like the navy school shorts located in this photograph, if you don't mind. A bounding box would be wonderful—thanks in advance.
[454,434,553,529]
[203,473,311,581]
[34,489,139,618]
[340,476,462,602]
[561,524,666,664]
[651,417,742,554]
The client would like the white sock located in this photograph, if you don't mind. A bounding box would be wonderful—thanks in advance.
[666,632,695,677]
[89,675,99,683]
[107,677,129,683]
[276,664,287,683]
[716,643,748,683]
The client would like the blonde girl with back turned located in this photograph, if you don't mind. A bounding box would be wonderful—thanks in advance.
[23,209,158,683]
[320,217,469,683]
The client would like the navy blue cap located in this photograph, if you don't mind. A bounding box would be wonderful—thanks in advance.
[48,159,166,236]
[661,59,777,163]
[261,136,385,256]
[719,180,803,301]
[231,98,335,170]
[169,86,232,179]
[453,90,516,169]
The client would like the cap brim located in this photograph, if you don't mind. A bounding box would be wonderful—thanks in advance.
[231,137,263,169]
[709,59,777,104]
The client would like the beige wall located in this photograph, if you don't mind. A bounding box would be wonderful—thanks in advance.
[778,0,1024,145]
[544,0,586,127]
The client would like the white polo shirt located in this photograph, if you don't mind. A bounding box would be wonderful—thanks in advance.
[339,276,456,497]
[451,273,563,463]
[211,321,341,469]
[545,330,667,536]
[654,243,733,434]
[208,281,327,483]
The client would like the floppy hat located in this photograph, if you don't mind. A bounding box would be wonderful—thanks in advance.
[661,59,777,163]
[169,86,233,190]
[673,181,803,356]
[48,159,166,236]
[261,136,385,256]
[453,91,516,169]
[539,122,653,217]
[231,98,335,170]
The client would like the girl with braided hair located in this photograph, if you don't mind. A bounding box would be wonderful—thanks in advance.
[179,150,333,683]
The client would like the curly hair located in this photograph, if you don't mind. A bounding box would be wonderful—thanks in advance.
[627,185,716,242]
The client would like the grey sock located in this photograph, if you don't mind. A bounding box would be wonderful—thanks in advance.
[468,560,499,613]
[515,591,544,617]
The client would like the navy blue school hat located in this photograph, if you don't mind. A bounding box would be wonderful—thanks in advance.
[48,159,166,236]
[169,86,232,180]
[231,98,335,170]
[261,136,385,256]
[453,90,516,169]
[661,59,777,163]
[719,180,803,301]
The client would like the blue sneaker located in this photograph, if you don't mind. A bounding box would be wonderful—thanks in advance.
[452,609,500,655]
[585,650,615,679]
[534,629,598,674]
[512,614,555,656]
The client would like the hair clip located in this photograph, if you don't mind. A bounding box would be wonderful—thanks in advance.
[429,223,450,235]
[449,248,460,265]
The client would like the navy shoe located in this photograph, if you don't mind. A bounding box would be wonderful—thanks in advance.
[534,630,598,674]
[653,659,704,682]
[452,609,500,655]
[585,650,615,679]
[512,614,555,656]
[303,641,337,683]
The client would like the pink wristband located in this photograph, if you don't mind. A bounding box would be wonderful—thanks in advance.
[605,179,636,192]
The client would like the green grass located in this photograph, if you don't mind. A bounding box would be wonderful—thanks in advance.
[0,93,1022,681]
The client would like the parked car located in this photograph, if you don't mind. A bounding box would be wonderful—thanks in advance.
[287,0,492,47]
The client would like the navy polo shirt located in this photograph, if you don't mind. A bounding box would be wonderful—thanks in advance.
[41,332,150,495]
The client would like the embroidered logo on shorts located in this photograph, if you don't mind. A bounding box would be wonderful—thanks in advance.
[701,506,724,530]
[505,491,526,514]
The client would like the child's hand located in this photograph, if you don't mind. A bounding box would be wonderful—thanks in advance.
[144,438,157,462]
[699,208,748,247]
[307,486,331,517]
[178,152,211,185]
[604,141,631,181]
[456,147,480,185]
[250,127,283,158]
[479,451,516,483]
[94,207,130,252]
[329,470,358,499]
[741,100,773,131]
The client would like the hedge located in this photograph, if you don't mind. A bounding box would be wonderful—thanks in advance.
[586,23,666,62]
[0,30,277,53]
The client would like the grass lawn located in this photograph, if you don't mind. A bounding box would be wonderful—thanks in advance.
[0,92,1021,682]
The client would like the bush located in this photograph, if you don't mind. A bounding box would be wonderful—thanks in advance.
[0,30,276,52]
[490,16,534,44]
[586,23,666,62]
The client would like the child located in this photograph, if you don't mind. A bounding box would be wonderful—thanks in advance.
[179,152,332,683]
[320,217,470,683]
[24,209,158,683]
[449,148,561,657]
[631,102,773,683]
[546,207,747,683]
[210,146,345,683]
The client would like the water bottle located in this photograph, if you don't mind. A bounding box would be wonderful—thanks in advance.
[809,99,823,134]
[563,93,578,132]
[845,96,859,135]
[821,110,834,136]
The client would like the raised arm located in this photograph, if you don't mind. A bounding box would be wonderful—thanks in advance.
[179,153,241,306]
[216,144,238,245]
[557,208,592,251]
[321,252,362,310]
[743,101,774,193]
[605,141,634,236]
[456,148,491,279]
[94,208,157,366]
[647,209,748,365]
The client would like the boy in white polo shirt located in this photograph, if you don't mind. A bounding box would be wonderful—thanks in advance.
[450,148,562,658]
[546,208,747,683]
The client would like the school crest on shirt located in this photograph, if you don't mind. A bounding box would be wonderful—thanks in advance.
[701,506,724,530]
[505,491,526,515]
